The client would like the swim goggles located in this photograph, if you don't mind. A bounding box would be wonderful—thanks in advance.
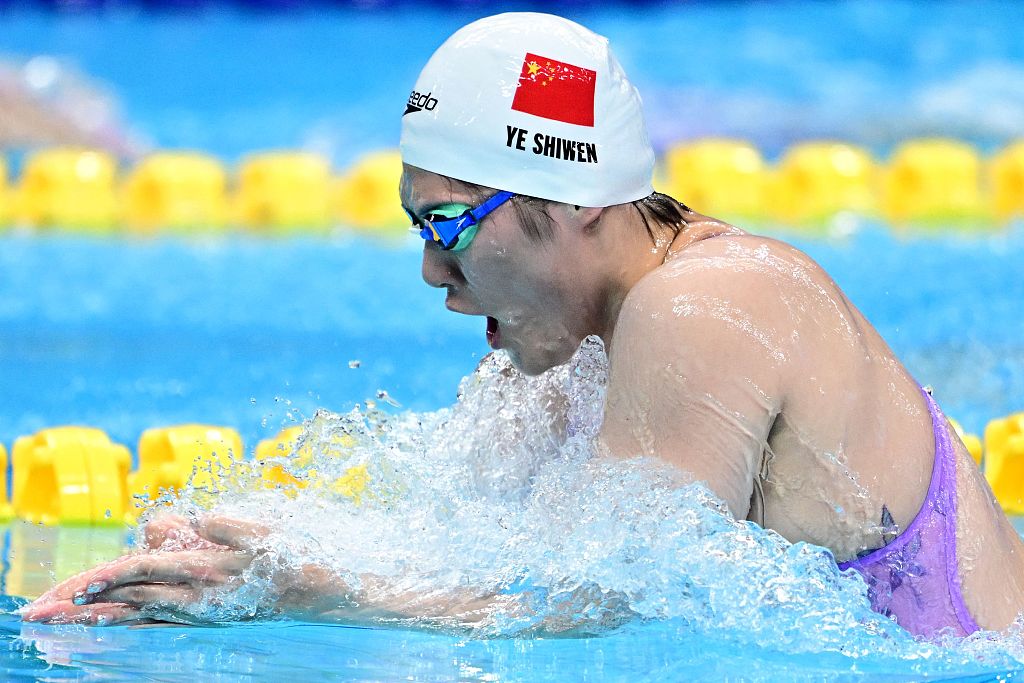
[407,190,516,251]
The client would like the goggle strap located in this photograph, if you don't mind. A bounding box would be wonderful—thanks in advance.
[468,191,516,225]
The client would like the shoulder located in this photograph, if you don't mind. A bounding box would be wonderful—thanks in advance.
[600,233,811,515]
[634,232,830,308]
[612,234,830,366]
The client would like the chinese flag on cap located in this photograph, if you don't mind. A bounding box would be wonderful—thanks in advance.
[511,53,596,127]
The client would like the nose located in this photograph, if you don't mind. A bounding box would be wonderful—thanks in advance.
[421,242,464,290]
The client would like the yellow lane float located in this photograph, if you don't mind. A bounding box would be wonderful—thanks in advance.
[256,426,367,503]
[256,426,307,461]
[0,444,13,520]
[880,139,985,225]
[772,142,877,225]
[331,150,407,233]
[983,412,1024,514]
[128,425,244,504]
[235,152,331,232]
[123,152,229,231]
[991,141,1024,221]
[3,139,1024,233]
[0,155,10,227]
[12,427,131,525]
[16,148,119,231]
[257,426,309,490]
[4,407,1024,525]
[657,139,766,220]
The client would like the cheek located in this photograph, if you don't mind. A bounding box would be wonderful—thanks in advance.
[461,227,570,316]
[462,250,521,295]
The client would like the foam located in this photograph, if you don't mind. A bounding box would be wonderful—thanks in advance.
[148,337,1024,671]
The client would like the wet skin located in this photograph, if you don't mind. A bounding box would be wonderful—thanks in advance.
[407,164,1024,630]
[23,165,1024,632]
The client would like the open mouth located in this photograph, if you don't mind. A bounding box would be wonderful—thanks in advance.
[486,316,501,348]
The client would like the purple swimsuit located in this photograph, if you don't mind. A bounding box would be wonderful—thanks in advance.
[838,388,980,638]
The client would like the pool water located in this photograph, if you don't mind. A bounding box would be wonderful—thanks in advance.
[3,1,1024,680]
[2,226,1024,681]
[2,1,1023,164]
[3,227,1022,449]
[1,601,1017,682]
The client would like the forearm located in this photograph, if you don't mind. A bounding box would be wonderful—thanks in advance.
[275,564,500,626]
[281,567,633,636]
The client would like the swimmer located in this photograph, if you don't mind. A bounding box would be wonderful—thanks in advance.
[0,58,139,156]
[22,13,1024,638]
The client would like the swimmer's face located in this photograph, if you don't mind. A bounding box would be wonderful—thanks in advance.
[400,164,606,376]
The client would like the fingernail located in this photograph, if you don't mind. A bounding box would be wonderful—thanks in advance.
[73,592,89,606]
[86,581,107,594]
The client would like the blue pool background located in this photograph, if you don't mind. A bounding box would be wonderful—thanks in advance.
[3,228,1024,456]
[2,1,1024,680]
[2,0,1024,448]
[3,0,1024,165]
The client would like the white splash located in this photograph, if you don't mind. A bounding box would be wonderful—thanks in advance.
[152,337,1024,672]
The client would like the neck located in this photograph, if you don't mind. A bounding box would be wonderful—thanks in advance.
[587,205,683,344]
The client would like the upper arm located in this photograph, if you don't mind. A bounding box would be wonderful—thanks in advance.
[600,249,790,519]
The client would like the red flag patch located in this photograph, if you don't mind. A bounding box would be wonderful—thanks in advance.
[511,53,596,127]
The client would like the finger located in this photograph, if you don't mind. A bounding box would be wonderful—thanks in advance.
[143,514,190,549]
[74,550,252,603]
[193,515,270,550]
[22,600,142,626]
[30,556,133,606]
[144,514,227,551]
[31,573,95,606]
[21,599,76,622]
[66,604,161,627]
[97,583,205,609]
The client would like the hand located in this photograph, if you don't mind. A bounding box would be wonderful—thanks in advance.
[20,514,492,628]
[141,513,226,551]
[21,515,272,626]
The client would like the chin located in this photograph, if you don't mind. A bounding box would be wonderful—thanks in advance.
[507,345,574,377]
[511,358,552,377]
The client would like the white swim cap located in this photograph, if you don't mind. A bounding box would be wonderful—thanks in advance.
[400,13,655,208]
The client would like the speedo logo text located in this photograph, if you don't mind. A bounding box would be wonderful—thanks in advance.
[404,91,438,116]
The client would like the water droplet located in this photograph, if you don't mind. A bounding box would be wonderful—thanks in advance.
[375,390,402,408]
